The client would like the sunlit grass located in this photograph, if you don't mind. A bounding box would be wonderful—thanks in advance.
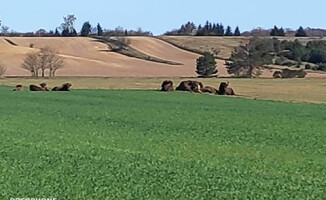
[0,87,325,199]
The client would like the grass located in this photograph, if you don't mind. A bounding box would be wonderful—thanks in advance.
[93,36,182,65]
[158,36,326,61]
[159,36,248,60]
[0,87,325,199]
[1,77,326,104]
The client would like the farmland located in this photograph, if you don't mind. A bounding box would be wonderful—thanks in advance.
[0,86,325,199]
[2,77,326,104]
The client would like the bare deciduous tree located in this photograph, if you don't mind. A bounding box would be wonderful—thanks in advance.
[48,53,64,77]
[22,52,39,77]
[1,26,9,35]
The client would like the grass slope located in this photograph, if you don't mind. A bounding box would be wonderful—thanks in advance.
[0,87,325,199]
[93,36,182,65]
[159,36,248,60]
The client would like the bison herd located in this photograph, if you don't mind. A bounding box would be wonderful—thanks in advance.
[12,80,234,95]
[13,83,72,92]
[161,80,235,95]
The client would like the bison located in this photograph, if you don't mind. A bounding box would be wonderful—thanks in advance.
[160,80,174,92]
[217,81,235,95]
[200,86,218,94]
[13,85,23,91]
[29,83,49,91]
[176,80,203,93]
[52,83,72,91]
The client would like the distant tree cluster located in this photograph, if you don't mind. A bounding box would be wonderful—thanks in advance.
[165,21,241,36]
[275,39,326,70]
[227,37,326,77]
[243,26,309,37]
[270,26,285,36]
[295,26,307,37]
[102,26,153,37]
[197,21,240,36]
[227,37,274,77]
[165,22,197,36]
[22,47,64,77]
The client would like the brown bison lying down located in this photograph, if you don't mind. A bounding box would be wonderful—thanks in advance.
[217,82,235,95]
[13,85,23,91]
[29,83,49,91]
[200,86,218,94]
[161,80,236,96]
[176,80,203,93]
[52,83,72,91]
[160,80,174,92]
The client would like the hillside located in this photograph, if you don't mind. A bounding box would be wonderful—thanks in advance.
[0,37,203,77]
[1,36,326,78]
[159,36,248,59]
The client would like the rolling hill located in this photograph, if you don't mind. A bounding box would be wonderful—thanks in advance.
[0,36,326,78]
[0,37,207,77]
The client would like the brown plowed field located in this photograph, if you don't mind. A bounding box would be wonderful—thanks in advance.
[1,36,326,78]
[0,37,207,77]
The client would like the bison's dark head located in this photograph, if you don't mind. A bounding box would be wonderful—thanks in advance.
[40,83,47,88]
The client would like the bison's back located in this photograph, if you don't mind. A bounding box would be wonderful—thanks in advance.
[29,85,45,91]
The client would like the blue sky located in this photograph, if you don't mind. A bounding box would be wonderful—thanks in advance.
[0,0,325,35]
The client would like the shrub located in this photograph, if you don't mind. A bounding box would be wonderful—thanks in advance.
[274,57,286,65]
[317,63,326,71]
[305,64,312,69]
[282,69,307,78]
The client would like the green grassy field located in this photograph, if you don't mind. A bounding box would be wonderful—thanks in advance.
[2,77,326,104]
[0,86,325,199]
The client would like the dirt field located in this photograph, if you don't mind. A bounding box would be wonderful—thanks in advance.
[2,77,326,104]
[0,37,204,77]
[1,36,326,79]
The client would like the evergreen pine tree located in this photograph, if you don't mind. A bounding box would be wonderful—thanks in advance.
[225,26,233,36]
[295,26,307,37]
[270,25,278,36]
[97,23,103,36]
[197,25,203,36]
[218,23,224,36]
[54,28,60,36]
[196,52,218,76]
[278,27,285,36]
[234,26,241,36]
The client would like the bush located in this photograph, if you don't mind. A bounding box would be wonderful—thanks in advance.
[305,64,312,69]
[317,63,326,71]
[282,69,307,78]
[274,57,286,65]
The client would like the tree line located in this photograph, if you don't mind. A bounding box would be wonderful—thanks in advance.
[1,16,324,37]
[196,37,326,78]
[0,15,153,37]
[165,22,325,37]
[164,21,240,36]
